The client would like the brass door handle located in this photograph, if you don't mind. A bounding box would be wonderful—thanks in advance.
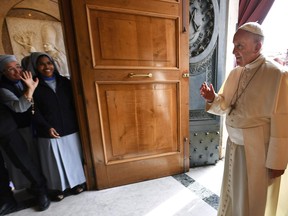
[128,73,152,78]
[182,73,189,78]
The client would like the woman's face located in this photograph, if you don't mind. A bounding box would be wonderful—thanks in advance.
[36,56,54,77]
[3,61,23,81]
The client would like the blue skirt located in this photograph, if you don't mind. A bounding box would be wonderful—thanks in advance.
[37,132,86,191]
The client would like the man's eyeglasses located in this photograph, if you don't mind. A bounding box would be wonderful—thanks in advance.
[6,65,23,73]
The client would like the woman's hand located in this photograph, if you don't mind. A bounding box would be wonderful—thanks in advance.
[21,71,39,100]
[49,128,60,138]
[21,71,39,91]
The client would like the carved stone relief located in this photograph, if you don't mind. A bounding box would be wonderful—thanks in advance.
[6,17,69,77]
[188,0,219,120]
[188,0,223,167]
[189,0,214,58]
[189,51,217,120]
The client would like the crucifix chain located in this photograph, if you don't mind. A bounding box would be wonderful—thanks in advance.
[228,64,262,115]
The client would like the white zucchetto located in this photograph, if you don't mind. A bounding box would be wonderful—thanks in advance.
[238,22,264,37]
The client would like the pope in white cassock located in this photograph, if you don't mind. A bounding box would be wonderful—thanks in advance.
[200,22,288,216]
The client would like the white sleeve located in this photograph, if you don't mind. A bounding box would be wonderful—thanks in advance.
[266,73,288,169]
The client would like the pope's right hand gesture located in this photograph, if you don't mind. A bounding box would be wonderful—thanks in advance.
[200,82,216,103]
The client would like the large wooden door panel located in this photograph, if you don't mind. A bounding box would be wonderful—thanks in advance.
[87,7,178,67]
[61,0,189,189]
[97,82,179,163]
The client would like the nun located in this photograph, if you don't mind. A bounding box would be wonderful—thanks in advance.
[0,54,39,190]
[0,54,50,212]
[29,52,86,201]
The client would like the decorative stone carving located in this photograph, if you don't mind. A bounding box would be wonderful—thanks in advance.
[41,24,69,77]
[189,50,214,76]
[13,31,37,55]
[189,0,219,64]
[6,17,69,77]
[189,0,214,57]
[188,0,219,121]
[189,109,216,120]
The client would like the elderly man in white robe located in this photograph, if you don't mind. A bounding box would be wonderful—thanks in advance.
[200,22,288,216]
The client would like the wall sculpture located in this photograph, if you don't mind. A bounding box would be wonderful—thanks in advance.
[6,17,69,77]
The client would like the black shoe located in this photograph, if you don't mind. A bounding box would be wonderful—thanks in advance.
[50,191,65,202]
[0,198,17,215]
[36,194,50,211]
[71,184,85,195]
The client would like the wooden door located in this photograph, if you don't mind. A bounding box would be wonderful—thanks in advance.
[59,0,189,189]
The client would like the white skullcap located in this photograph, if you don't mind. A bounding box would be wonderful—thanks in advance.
[238,22,264,37]
[0,55,17,72]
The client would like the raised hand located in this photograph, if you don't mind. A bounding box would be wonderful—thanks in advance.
[20,71,39,91]
[21,71,39,100]
[200,82,216,102]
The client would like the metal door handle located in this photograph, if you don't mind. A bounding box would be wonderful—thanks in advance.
[128,73,152,78]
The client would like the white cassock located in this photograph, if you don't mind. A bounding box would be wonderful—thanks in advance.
[207,54,288,216]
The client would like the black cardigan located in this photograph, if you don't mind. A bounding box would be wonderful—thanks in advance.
[0,104,17,137]
[32,74,79,138]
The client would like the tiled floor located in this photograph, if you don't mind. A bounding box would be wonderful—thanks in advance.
[7,159,224,216]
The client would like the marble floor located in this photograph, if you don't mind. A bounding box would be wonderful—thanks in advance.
[7,159,224,216]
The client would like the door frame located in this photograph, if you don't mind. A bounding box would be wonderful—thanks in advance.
[58,0,96,189]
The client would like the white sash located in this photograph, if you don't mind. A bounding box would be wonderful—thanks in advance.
[226,125,244,145]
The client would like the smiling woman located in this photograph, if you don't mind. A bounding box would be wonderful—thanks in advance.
[262,0,288,62]
[29,52,86,201]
